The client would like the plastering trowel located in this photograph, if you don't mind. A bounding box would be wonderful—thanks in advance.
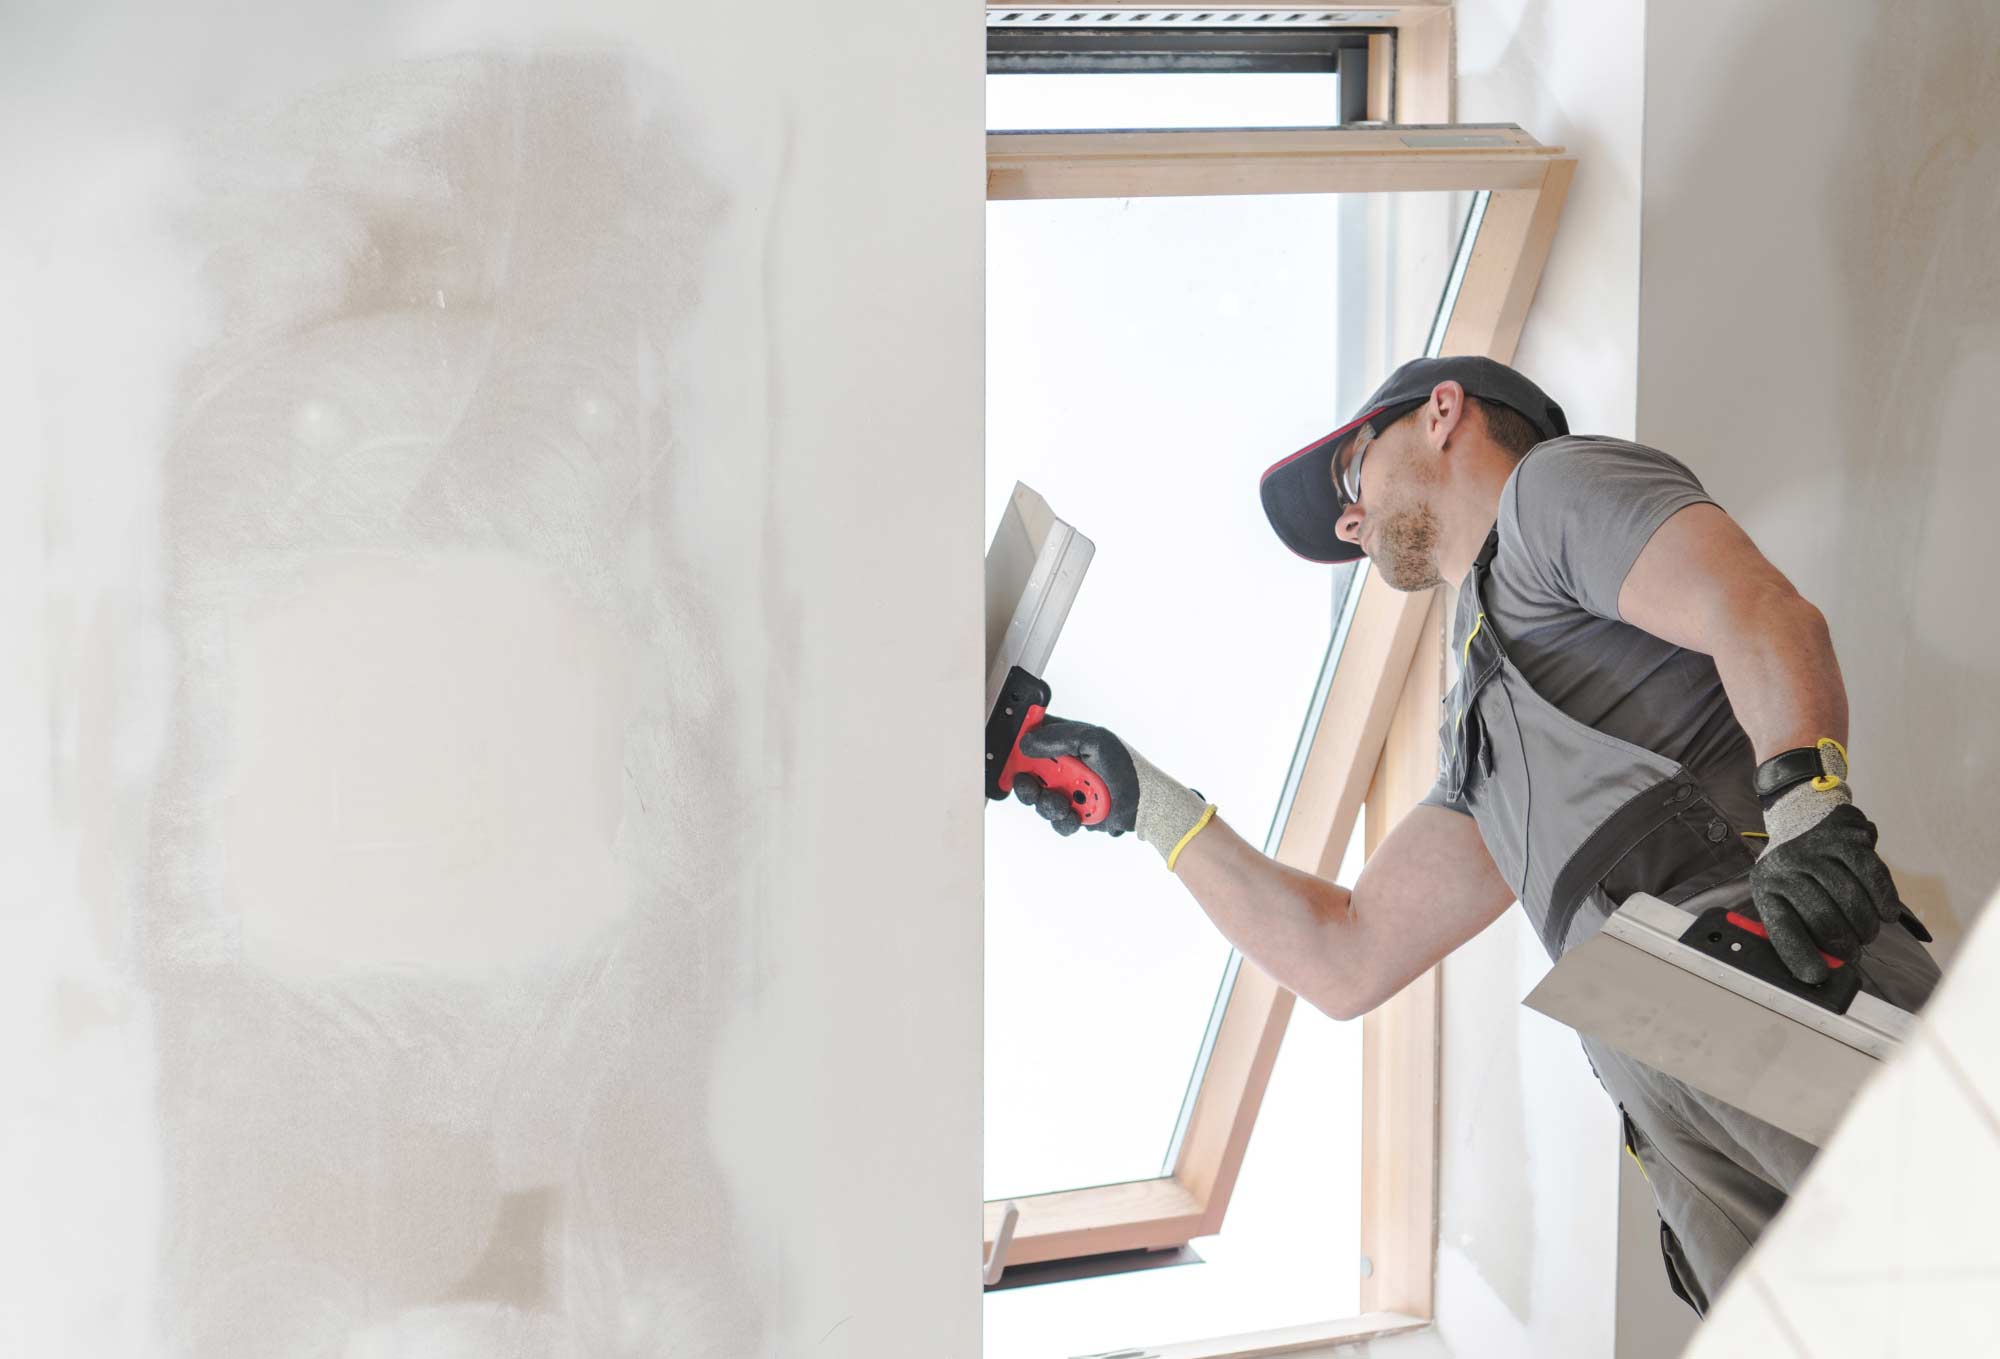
[981,483,1114,825]
[1524,892,1919,1146]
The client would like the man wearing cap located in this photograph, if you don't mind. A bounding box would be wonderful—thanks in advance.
[1010,354,1940,1313]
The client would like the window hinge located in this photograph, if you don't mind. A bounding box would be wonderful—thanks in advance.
[983,1200,1023,1286]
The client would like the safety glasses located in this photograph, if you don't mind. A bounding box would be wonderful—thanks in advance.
[1337,420,1378,506]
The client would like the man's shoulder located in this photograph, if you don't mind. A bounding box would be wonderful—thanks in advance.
[1511,434,1704,485]
[1487,433,1717,621]
[1498,434,1709,539]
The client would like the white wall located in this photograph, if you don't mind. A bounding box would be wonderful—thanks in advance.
[0,4,983,1356]
[1632,1,2000,1344]
[1637,0,2000,958]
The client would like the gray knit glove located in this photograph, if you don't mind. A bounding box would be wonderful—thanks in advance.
[1749,742,1914,983]
[1012,716,1214,868]
[1759,740,1853,846]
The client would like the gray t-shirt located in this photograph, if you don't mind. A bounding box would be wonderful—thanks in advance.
[1423,435,1763,831]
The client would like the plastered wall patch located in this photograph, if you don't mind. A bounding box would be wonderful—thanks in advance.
[220,550,632,975]
[132,47,784,1356]
[11,1,982,1351]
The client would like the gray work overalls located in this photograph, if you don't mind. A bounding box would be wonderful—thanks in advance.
[1439,531,1940,1314]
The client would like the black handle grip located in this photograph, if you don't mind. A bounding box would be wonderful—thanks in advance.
[1677,905,1862,1015]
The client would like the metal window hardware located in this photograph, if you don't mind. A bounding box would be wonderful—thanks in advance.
[983,1200,1022,1286]
[988,9,1398,27]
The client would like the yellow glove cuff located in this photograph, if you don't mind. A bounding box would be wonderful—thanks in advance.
[1166,804,1218,873]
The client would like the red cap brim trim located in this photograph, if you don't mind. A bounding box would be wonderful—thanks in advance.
[1259,405,1390,485]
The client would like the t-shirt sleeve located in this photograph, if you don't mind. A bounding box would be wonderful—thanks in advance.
[1506,439,1717,621]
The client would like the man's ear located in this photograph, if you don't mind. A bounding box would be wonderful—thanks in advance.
[1427,380,1468,452]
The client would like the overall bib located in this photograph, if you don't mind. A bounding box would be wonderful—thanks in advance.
[1439,531,1940,1313]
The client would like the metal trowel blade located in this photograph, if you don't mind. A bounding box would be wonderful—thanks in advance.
[1522,894,1916,1147]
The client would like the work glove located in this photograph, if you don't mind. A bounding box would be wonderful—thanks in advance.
[1010,715,1215,869]
[1748,740,1920,984]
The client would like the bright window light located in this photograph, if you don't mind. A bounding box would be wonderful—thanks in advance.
[985,816,1369,1356]
[988,71,1342,131]
[985,188,1354,1203]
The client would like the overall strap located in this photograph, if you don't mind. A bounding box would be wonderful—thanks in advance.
[1474,526,1502,572]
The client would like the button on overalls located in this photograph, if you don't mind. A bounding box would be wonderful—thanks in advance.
[1439,531,1939,1313]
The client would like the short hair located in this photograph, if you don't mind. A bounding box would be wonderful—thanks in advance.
[1475,397,1542,460]
[1382,395,1543,460]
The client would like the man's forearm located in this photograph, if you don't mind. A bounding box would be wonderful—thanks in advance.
[1165,802,1516,1021]
[1710,585,1849,763]
[1169,813,1370,1018]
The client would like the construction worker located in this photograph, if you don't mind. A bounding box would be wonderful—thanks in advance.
[1009,354,1941,1315]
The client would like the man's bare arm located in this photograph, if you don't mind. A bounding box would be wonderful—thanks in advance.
[1171,803,1515,1020]
[1616,502,1847,760]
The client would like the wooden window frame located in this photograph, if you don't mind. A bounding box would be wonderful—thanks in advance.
[982,36,1574,1353]
[984,13,1576,1351]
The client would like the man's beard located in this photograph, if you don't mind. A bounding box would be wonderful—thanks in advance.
[1371,501,1443,592]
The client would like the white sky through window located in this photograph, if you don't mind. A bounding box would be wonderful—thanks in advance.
[984,816,1369,1355]
[984,185,1353,1202]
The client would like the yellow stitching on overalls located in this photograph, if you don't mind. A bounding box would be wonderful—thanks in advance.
[1625,1122,1757,1253]
[1455,612,1487,733]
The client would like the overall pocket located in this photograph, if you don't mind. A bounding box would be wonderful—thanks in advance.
[1464,678,1532,899]
[1438,626,1505,805]
[1622,1109,1708,1316]
[1604,793,1757,914]
[1439,636,1530,896]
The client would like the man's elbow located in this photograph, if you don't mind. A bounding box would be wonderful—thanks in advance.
[1313,993,1372,1024]
[1720,577,1830,653]
[1798,595,1833,646]
[1283,893,1376,1022]
[1302,922,1385,1023]
[1291,982,1362,1022]
[1774,588,1836,661]
[1761,576,1827,629]
[1303,970,1399,1023]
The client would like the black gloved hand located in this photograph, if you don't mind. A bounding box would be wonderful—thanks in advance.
[1011,716,1140,837]
[1748,803,1903,984]
[1010,715,1212,865]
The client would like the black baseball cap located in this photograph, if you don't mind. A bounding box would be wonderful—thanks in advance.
[1259,355,1569,564]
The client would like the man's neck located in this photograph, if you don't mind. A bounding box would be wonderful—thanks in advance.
[1436,456,1518,584]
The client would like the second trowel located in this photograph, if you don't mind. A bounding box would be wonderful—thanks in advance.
[1523,891,1919,1147]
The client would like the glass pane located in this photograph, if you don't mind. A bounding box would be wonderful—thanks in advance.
[985,187,1473,1203]
[988,72,1341,130]
[985,816,1369,1356]
[1154,552,1361,1175]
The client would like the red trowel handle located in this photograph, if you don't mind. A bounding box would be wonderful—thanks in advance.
[999,703,1113,828]
[1724,910,1845,972]
[984,666,1115,828]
